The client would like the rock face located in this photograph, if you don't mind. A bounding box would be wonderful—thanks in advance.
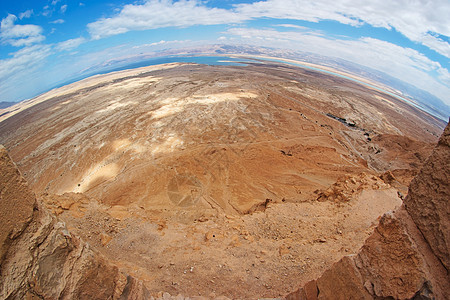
[404,123,450,271]
[0,145,35,265]
[287,121,450,300]
[0,146,150,299]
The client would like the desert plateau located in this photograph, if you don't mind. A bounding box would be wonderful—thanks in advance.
[0,60,448,299]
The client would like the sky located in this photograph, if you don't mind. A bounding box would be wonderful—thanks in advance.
[1,0,449,107]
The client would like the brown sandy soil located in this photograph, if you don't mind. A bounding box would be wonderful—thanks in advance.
[0,62,445,298]
[41,175,401,298]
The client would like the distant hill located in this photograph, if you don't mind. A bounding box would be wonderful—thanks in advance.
[214,44,450,121]
[0,102,16,109]
[5,44,448,122]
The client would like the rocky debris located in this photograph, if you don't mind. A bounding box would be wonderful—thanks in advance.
[40,192,91,216]
[379,170,398,185]
[390,168,419,186]
[286,206,448,300]
[404,122,450,271]
[287,122,450,299]
[316,173,389,203]
[379,170,414,197]
[367,134,434,172]
[244,198,274,214]
[149,292,231,300]
[0,146,150,299]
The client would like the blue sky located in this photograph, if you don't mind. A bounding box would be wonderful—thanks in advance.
[1,0,449,106]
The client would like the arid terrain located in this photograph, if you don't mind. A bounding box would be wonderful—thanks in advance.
[0,61,446,299]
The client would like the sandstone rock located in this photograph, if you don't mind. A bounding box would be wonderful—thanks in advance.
[0,145,36,265]
[404,122,450,271]
[40,192,91,216]
[286,210,440,299]
[353,212,426,299]
[316,172,388,203]
[0,145,150,299]
[287,122,450,300]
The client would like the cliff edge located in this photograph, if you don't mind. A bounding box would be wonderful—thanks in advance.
[0,146,150,299]
[404,123,450,271]
[287,121,450,300]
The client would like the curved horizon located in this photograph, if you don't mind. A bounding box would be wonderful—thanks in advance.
[1,1,449,116]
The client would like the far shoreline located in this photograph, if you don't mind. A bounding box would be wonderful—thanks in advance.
[0,54,446,126]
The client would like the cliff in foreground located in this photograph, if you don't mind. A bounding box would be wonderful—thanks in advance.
[287,122,449,299]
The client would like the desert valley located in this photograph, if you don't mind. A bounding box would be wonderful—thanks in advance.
[0,60,448,299]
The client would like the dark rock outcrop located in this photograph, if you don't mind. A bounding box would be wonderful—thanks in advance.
[287,122,450,300]
[0,146,150,299]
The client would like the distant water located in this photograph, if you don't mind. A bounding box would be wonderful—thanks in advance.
[54,55,255,91]
[106,56,255,73]
[254,57,430,114]
[52,54,439,120]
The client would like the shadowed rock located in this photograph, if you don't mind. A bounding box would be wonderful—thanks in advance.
[404,122,450,271]
[287,121,450,300]
[0,146,150,299]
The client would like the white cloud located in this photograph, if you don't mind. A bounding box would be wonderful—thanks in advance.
[235,0,363,26]
[60,5,68,14]
[147,40,167,46]
[226,27,450,105]
[234,0,450,58]
[19,9,33,19]
[87,0,245,40]
[437,67,450,85]
[132,39,187,49]
[86,0,450,58]
[0,14,45,47]
[42,5,51,17]
[419,34,450,58]
[276,24,310,30]
[51,0,61,5]
[50,19,65,24]
[0,44,52,101]
[56,37,86,51]
[0,45,51,80]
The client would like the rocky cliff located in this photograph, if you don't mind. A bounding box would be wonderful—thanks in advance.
[0,146,150,299]
[0,115,448,299]
[404,123,450,271]
[287,121,450,300]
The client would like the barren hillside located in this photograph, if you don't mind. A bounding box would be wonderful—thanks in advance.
[0,62,446,299]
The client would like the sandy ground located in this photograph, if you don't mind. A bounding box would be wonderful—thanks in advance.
[41,173,402,298]
[0,62,443,298]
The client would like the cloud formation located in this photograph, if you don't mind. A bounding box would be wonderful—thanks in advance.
[56,37,86,51]
[0,44,52,101]
[234,0,450,58]
[0,0,448,106]
[50,19,65,24]
[19,10,33,19]
[87,0,245,39]
[226,27,450,102]
[0,14,45,47]
[87,0,450,59]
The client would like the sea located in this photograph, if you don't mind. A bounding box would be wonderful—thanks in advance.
[51,55,440,120]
